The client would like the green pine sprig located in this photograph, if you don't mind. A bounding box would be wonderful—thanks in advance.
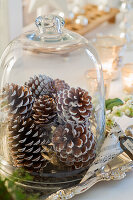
[0,168,39,200]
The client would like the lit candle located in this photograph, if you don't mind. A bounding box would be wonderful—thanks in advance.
[86,68,111,99]
[102,58,121,80]
[102,60,114,74]
[122,64,133,94]
[93,36,125,80]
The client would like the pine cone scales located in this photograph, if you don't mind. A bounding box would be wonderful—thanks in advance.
[33,95,56,125]
[54,79,70,95]
[1,84,34,121]
[52,123,96,169]
[25,74,55,98]
[8,117,49,171]
[57,87,93,124]
[1,75,96,173]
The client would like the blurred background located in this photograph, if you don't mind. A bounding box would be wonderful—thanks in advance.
[0,0,121,56]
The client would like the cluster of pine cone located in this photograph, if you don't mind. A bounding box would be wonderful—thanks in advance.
[0,74,96,172]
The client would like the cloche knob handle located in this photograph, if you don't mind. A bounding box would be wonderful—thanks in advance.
[35,15,65,41]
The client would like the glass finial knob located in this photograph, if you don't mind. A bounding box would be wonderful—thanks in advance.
[35,15,65,36]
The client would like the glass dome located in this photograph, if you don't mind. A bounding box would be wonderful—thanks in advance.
[0,15,105,196]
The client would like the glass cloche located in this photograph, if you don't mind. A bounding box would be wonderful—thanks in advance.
[0,15,105,197]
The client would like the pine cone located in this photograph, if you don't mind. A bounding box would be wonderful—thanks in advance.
[1,84,34,121]
[8,117,49,172]
[52,123,96,169]
[54,79,70,95]
[56,87,93,124]
[33,95,56,125]
[25,74,55,98]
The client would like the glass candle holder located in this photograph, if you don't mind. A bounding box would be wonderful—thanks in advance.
[93,36,125,80]
[85,68,111,99]
[122,63,133,94]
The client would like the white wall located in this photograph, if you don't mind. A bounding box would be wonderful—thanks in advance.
[0,0,23,56]
[0,0,9,56]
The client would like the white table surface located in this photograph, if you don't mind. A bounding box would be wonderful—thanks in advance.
[71,18,133,200]
[72,172,133,200]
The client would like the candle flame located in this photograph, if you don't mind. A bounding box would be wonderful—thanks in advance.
[124,75,133,87]
[102,60,114,75]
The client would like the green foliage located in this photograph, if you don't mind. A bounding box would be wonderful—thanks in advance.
[0,177,13,200]
[10,168,33,182]
[105,98,124,110]
[0,169,39,200]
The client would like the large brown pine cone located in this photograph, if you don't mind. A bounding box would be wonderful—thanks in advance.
[56,87,93,124]
[8,117,49,172]
[54,79,70,96]
[33,95,56,125]
[52,123,96,169]
[0,84,34,122]
[25,74,55,98]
